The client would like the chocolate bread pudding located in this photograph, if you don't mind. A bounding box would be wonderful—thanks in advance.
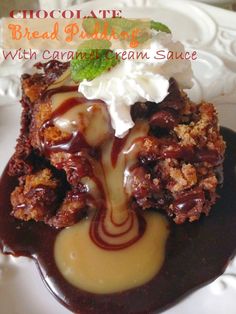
[9,61,225,228]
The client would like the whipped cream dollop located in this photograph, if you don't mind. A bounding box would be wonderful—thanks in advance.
[79,32,193,138]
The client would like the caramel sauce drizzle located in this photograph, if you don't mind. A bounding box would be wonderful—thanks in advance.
[39,83,149,251]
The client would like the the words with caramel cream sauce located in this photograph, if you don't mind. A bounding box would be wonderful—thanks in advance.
[47,71,169,294]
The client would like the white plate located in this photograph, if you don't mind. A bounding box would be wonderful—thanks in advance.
[0,1,236,313]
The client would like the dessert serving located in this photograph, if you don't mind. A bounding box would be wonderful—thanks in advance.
[0,21,236,314]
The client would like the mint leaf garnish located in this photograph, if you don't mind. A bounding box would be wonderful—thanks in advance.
[150,20,171,34]
[71,45,120,82]
[70,18,171,82]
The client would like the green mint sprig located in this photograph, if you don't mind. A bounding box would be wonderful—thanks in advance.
[71,41,120,82]
[150,20,171,34]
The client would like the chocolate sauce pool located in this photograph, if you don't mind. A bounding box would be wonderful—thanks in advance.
[0,127,236,314]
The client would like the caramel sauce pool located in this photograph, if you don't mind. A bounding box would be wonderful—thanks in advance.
[43,71,170,294]
[55,213,169,294]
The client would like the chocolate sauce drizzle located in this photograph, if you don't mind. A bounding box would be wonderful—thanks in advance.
[111,135,129,167]
[39,96,91,155]
[89,209,146,251]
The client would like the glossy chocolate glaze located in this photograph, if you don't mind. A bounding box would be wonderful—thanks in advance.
[0,127,236,314]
